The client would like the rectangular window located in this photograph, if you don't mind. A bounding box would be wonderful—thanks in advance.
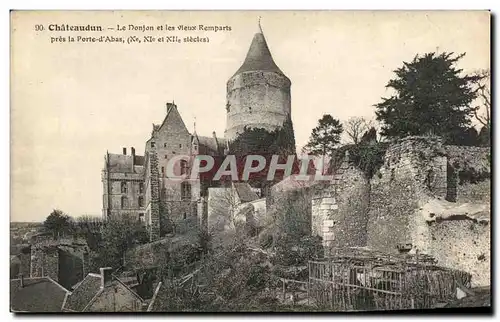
[138,196,144,207]
[165,155,168,159]
[138,213,145,222]
[164,143,167,148]
[139,182,144,194]
[121,182,127,193]
[179,144,182,148]
[180,160,188,175]
[151,142,155,148]
[161,166,165,175]
[181,182,191,200]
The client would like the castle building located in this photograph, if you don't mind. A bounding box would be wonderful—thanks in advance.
[101,23,296,241]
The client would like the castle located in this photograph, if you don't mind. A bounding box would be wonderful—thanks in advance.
[101,23,295,241]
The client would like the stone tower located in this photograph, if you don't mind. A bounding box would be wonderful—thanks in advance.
[225,22,295,148]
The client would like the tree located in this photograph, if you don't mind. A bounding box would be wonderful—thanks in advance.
[471,69,491,129]
[43,209,71,239]
[375,52,483,144]
[360,127,378,144]
[303,114,343,156]
[95,214,149,269]
[344,117,373,144]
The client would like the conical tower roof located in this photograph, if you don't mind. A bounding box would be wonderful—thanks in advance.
[232,26,285,77]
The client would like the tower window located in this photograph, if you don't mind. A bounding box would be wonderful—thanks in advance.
[138,213,145,222]
[138,196,144,207]
[151,142,156,148]
[165,155,168,159]
[179,144,182,148]
[139,182,144,194]
[180,160,188,175]
[161,167,165,176]
[121,196,128,209]
[121,182,127,193]
[164,143,167,148]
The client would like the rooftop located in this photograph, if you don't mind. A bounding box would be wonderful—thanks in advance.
[10,277,69,312]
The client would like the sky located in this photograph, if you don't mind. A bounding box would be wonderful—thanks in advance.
[10,11,490,222]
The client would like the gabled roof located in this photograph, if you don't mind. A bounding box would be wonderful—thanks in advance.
[233,182,259,203]
[63,273,102,312]
[195,135,227,154]
[157,103,190,136]
[63,273,145,312]
[10,277,69,312]
[233,31,285,77]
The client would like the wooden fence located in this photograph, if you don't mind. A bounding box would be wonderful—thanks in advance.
[308,258,471,311]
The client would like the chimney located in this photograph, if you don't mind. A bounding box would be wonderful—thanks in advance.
[18,274,24,288]
[123,147,127,155]
[100,267,113,288]
[131,147,136,167]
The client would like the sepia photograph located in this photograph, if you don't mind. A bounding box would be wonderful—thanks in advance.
[9,10,491,313]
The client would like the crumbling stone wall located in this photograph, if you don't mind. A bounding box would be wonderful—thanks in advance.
[366,137,490,286]
[426,219,490,287]
[331,165,370,248]
[367,137,448,253]
[445,145,490,204]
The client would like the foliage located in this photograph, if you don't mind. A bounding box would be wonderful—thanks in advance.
[90,215,149,270]
[228,115,296,157]
[331,142,389,179]
[344,117,373,144]
[478,125,491,147]
[70,215,103,251]
[303,114,343,156]
[360,127,378,144]
[470,69,491,129]
[271,234,323,267]
[375,52,483,145]
[43,209,71,239]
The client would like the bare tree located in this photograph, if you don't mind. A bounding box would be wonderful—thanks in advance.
[343,117,373,144]
[209,187,240,232]
[471,69,491,128]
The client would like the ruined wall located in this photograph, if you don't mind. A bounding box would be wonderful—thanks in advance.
[367,137,447,253]
[365,137,490,286]
[331,166,370,248]
[427,219,490,287]
[445,145,490,204]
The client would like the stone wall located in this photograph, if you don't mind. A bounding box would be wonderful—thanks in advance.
[445,145,490,204]
[367,137,448,253]
[30,245,59,281]
[364,137,490,286]
[225,70,292,141]
[147,148,161,242]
